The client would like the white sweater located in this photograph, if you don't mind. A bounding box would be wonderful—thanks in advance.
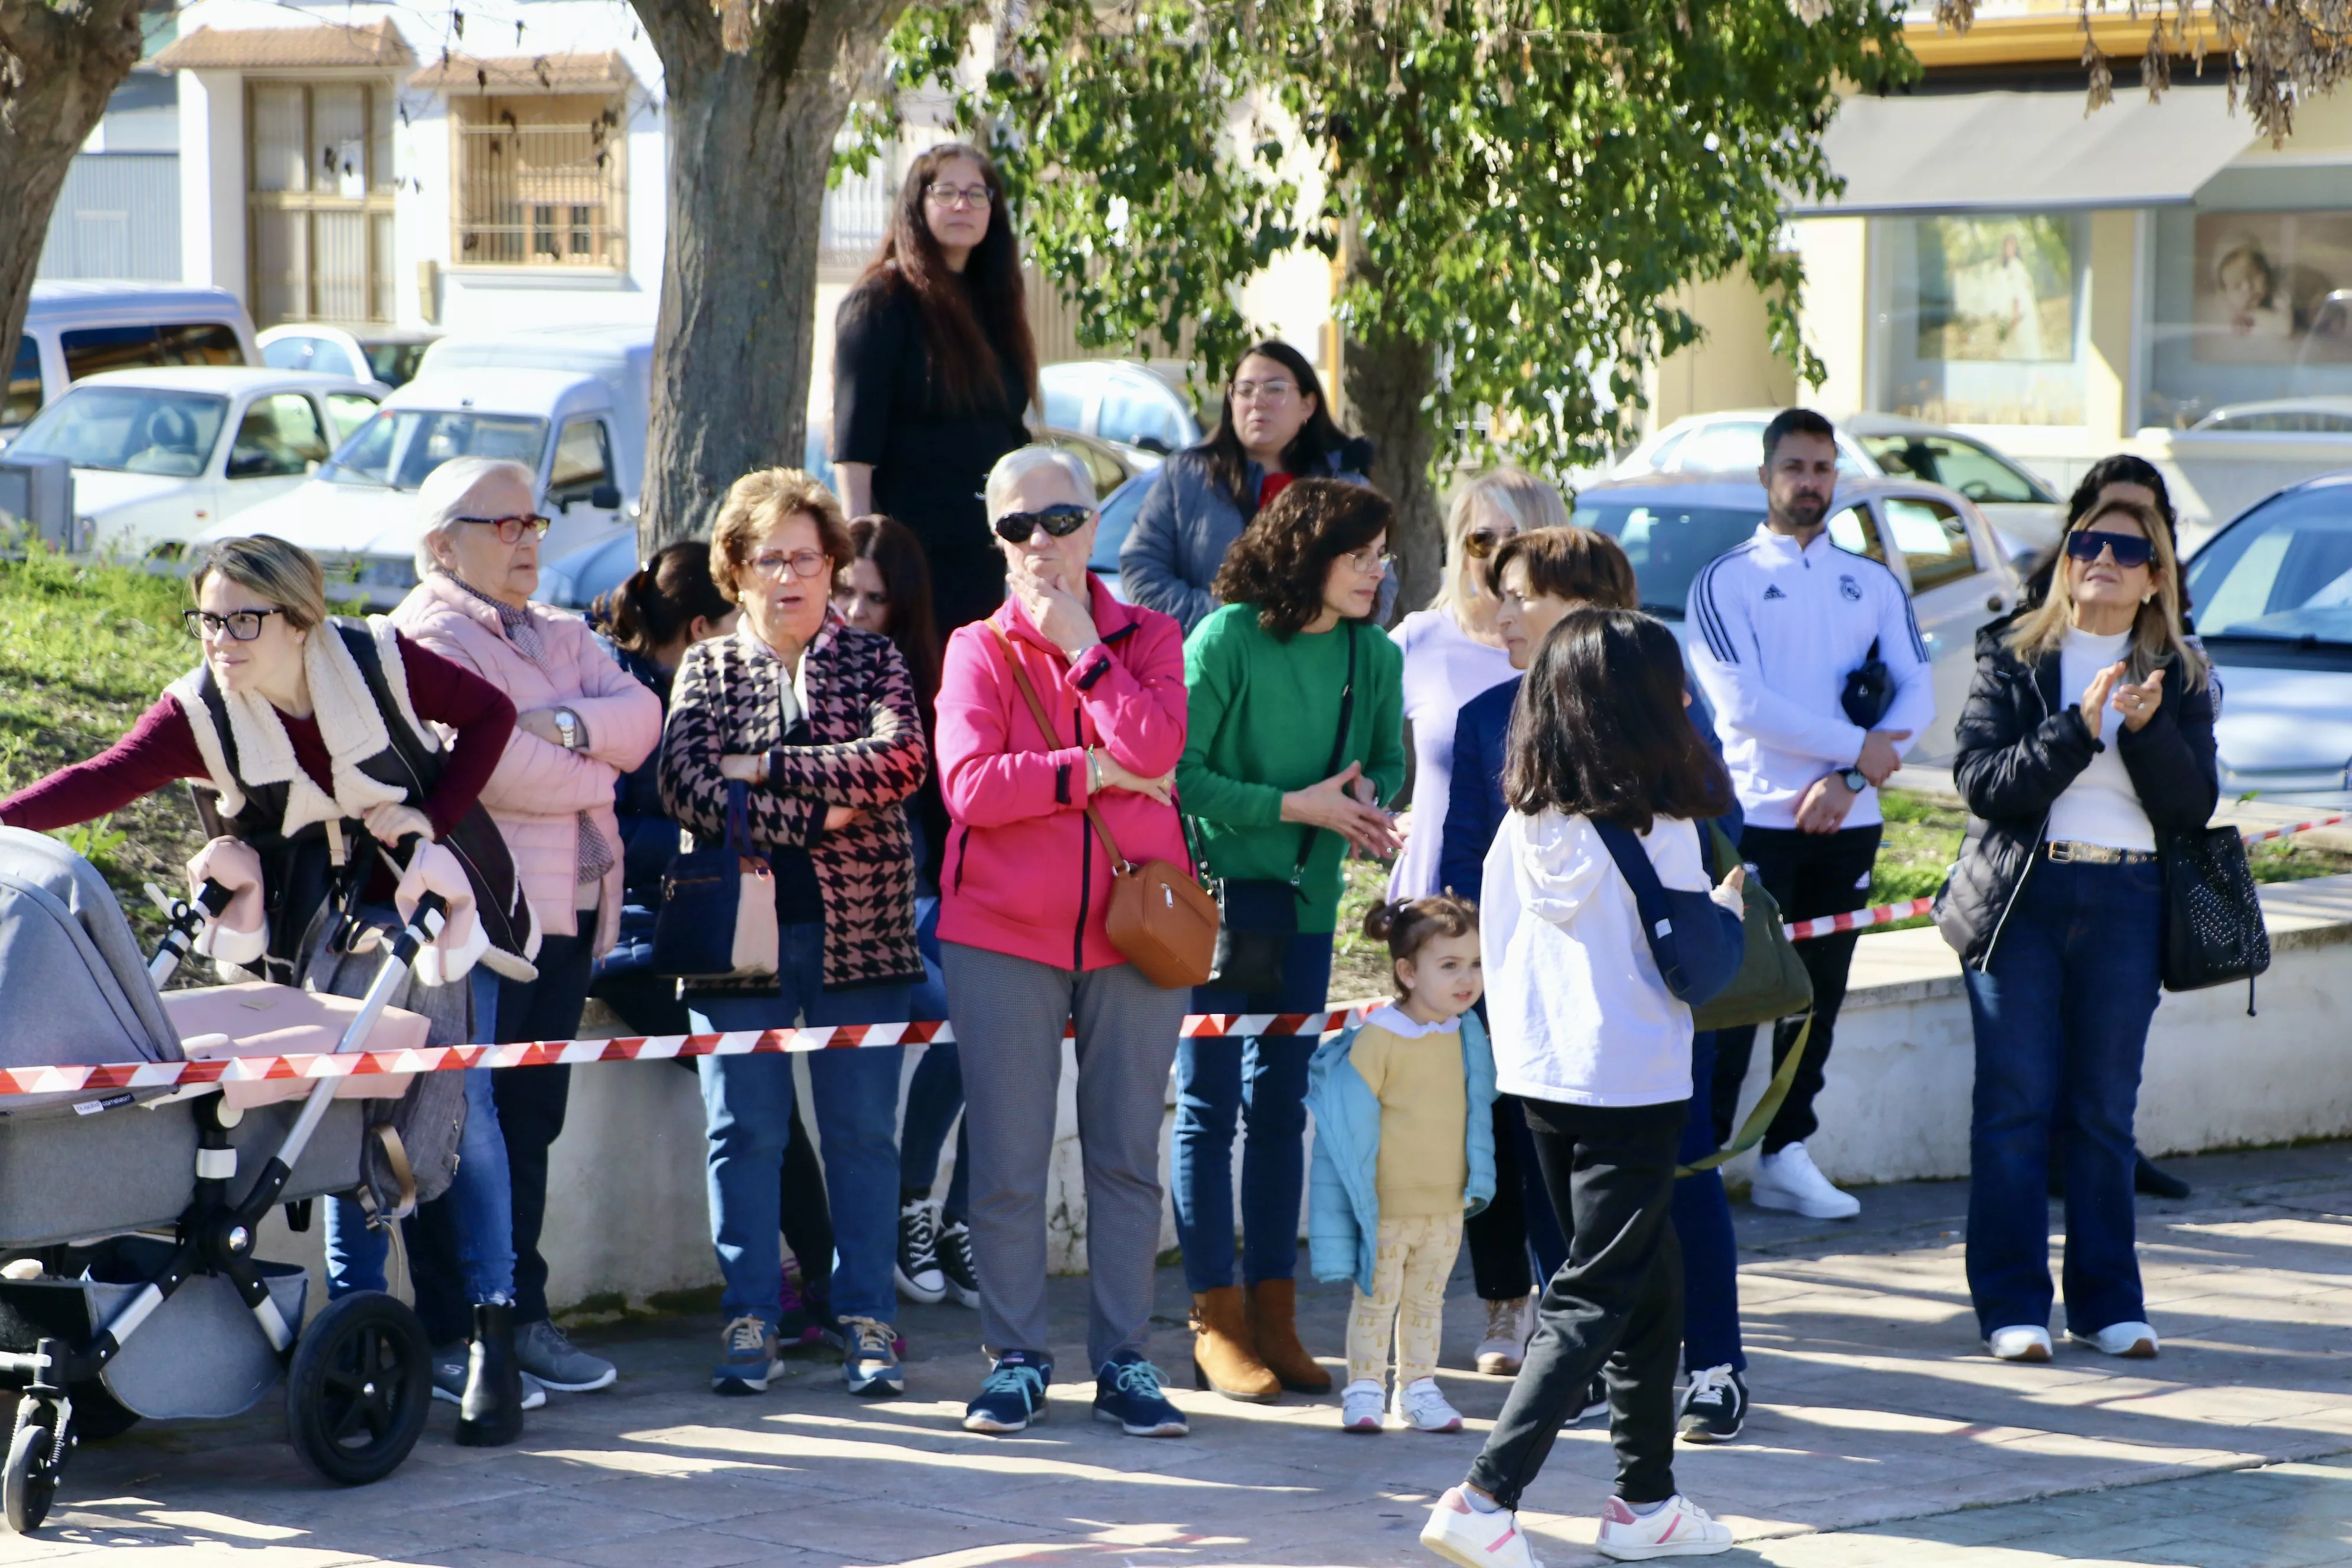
[2047,625,2156,851]
[1479,809,1706,1108]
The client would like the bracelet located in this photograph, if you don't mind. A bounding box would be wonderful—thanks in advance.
[1086,747,1104,795]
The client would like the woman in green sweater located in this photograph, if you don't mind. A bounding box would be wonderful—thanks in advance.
[1175,478,1407,1403]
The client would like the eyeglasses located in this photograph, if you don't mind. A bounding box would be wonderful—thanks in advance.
[1340,545,1395,576]
[924,182,991,210]
[1229,378,1297,403]
[749,548,831,581]
[2063,529,2155,570]
[1459,528,1512,560]
[458,514,552,544]
[992,502,1093,543]
[184,607,289,642]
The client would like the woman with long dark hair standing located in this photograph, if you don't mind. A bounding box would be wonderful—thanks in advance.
[833,142,1037,638]
[1120,339,1378,634]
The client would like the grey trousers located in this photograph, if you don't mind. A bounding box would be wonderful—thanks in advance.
[943,940,1187,1371]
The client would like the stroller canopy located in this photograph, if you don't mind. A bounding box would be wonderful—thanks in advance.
[0,827,181,1075]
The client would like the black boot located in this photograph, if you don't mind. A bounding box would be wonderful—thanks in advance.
[456,1301,524,1447]
[2135,1152,2192,1200]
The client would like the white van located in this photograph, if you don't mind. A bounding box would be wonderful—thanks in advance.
[412,324,652,510]
[7,283,260,436]
[192,368,629,608]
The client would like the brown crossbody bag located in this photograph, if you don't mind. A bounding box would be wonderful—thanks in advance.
[986,622,1219,988]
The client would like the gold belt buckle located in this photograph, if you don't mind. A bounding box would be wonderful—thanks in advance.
[2049,840,2076,863]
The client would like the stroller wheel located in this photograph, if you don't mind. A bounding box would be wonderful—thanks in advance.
[286,1292,431,1486]
[2,1400,62,1533]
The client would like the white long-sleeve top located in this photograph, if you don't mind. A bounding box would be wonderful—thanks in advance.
[1684,525,1935,831]
[1480,808,1706,1108]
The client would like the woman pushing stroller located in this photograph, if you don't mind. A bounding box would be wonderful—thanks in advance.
[0,529,547,1446]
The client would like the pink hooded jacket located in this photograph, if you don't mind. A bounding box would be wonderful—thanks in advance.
[936,577,1190,972]
[391,573,661,957]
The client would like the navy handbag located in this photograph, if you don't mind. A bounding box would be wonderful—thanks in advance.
[651,779,779,981]
[1592,818,1747,1008]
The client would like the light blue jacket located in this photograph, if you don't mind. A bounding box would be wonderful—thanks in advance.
[1306,1010,1499,1295]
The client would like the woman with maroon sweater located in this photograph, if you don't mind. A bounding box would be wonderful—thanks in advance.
[0,534,540,1446]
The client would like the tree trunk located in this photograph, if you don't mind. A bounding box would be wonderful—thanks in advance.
[1343,324,1440,625]
[633,0,908,546]
[0,0,146,364]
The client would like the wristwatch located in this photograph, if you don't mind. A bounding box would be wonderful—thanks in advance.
[554,708,582,750]
[1838,766,1868,793]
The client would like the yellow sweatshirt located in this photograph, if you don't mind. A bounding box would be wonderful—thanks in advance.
[1351,1005,1469,1217]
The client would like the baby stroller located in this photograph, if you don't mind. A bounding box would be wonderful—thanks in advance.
[0,829,445,1531]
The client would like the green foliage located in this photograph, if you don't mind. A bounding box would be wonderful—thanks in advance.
[863,0,1914,473]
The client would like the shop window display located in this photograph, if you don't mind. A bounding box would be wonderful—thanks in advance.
[1872,213,2089,427]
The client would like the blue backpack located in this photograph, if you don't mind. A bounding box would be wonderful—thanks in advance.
[1592,818,1746,1008]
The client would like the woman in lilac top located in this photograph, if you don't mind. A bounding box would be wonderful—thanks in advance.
[1388,468,1569,904]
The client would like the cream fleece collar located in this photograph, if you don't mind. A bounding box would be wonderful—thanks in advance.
[167,619,414,837]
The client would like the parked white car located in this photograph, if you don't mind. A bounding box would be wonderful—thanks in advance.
[1616,409,2066,567]
[259,323,439,390]
[5,367,382,556]
[1040,360,1200,456]
[1569,472,2024,764]
[8,283,260,438]
[196,369,631,608]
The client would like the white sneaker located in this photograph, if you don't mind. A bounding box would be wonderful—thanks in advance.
[1341,1378,1386,1432]
[2069,1321,2159,1358]
[1593,1494,1733,1559]
[1393,1376,1464,1433]
[1421,1486,1543,1568]
[1986,1325,2054,1362]
[1475,1296,1533,1376]
[1749,1142,1860,1220]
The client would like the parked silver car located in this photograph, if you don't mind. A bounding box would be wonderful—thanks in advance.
[1570,473,2025,764]
[2183,471,2352,806]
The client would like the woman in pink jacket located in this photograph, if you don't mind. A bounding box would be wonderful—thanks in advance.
[393,456,662,1399]
[936,445,1193,1441]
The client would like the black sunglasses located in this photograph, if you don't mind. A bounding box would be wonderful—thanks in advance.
[2064,529,2156,570]
[992,502,1093,543]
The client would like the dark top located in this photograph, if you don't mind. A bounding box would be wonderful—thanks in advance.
[833,272,1031,636]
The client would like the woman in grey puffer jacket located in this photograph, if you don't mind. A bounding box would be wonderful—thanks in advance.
[1119,338,1381,632]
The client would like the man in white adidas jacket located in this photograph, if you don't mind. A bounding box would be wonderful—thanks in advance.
[1684,409,1934,1220]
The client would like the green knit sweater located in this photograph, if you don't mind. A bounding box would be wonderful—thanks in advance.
[1177,603,1406,933]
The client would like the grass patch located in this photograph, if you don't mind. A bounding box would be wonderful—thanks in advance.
[1334,855,1397,1005]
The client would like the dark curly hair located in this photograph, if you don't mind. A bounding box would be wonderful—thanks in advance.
[1361,894,1479,998]
[1210,478,1391,638]
[1504,606,1732,833]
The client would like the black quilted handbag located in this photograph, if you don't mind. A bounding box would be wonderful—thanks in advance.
[2160,825,2270,1013]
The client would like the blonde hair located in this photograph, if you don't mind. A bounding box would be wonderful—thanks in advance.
[708,468,853,606]
[1435,468,1572,622]
[191,535,328,631]
[2005,499,2209,690]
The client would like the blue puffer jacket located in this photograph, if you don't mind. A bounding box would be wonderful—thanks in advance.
[1306,1010,1498,1295]
[1118,444,1389,633]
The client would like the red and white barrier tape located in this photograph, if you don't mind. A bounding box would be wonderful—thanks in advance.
[1781,812,2348,943]
[0,1007,1384,1100]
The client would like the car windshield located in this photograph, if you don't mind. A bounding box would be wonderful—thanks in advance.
[319,408,547,490]
[1857,433,2056,505]
[9,386,230,476]
[1571,499,1765,614]
[2187,488,2352,646]
[1091,475,1150,576]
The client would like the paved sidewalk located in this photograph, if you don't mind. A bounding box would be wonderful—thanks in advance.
[11,1142,2352,1567]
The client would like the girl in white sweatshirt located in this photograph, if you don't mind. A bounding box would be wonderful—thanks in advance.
[1422,607,1745,1567]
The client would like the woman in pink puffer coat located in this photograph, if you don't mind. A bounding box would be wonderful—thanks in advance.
[391,455,661,1397]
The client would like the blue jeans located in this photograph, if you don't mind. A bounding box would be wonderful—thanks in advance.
[1675,1031,1746,1373]
[1964,858,2162,1338]
[692,923,911,1328]
[1174,930,1333,1292]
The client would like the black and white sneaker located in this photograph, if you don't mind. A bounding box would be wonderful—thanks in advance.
[1677,1363,1748,1443]
[1562,1374,1608,1427]
[936,1219,981,1309]
[896,1198,947,1304]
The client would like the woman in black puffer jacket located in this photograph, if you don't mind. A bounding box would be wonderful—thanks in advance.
[1933,496,2217,1368]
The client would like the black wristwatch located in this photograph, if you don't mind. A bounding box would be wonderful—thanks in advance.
[1838,767,1868,793]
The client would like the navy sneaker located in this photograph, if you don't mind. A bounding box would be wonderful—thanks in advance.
[964,1349,1053,1434]
[841,1315,904,1398]
[712,1316,782,1396]
[1093,1351,1188,1438]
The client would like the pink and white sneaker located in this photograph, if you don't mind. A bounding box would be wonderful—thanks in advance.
[1420,1485,1541,1568]
[1593,1494,1733,1560]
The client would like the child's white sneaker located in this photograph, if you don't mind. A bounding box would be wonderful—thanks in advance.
[1341,1378,1386,1432]
[1420,1485,1542,1568]
[1593,1494,1733,1559]
[1393,1376,1464,1432]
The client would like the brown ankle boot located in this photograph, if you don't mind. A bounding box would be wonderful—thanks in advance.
[1246,1278,1331,1394]
[1190,1286,1279,1402]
